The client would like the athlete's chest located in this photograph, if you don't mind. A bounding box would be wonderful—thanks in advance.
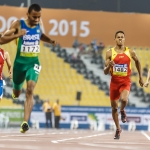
[113,53,130,64]
[20,27,41,57]
[22,29,40,41]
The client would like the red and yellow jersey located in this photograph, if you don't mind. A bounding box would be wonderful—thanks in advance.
[110,47,131,78]
[0,48,4,80]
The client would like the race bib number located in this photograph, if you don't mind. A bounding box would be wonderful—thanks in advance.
[113,64,128,76]
[34,64,42,74]
[20,45,40,57]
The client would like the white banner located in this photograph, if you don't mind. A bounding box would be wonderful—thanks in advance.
[30,111,144,125]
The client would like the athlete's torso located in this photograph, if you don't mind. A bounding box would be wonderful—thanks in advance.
[14,20,42,65]
[110,47,131,81]
[0,48,5,80]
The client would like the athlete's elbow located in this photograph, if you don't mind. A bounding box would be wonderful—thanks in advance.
[0,40,4,45]
[135,59,140,65]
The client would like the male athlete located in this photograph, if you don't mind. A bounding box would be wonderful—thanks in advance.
[3,4,56,133]
[104,31,143,139]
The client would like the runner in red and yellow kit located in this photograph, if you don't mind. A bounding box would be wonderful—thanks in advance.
[104,31,143,139]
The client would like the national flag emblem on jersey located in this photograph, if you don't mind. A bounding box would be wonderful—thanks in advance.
[37,30,40,33]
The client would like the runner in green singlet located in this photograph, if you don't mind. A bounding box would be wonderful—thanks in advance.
[3,4,56,133]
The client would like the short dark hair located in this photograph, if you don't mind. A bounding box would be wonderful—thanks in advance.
[115,31,125,38]
[28,4,41,13]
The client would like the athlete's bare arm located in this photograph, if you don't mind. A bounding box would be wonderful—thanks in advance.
[40,33,56,46]
[129,49,144,87]
[4,51,12,79]
[104,49,115,75]
[4,20,20,36]
[3,28,17,36]
[0,20,26,44]
[144,69,150,87]
[39,21,56,46]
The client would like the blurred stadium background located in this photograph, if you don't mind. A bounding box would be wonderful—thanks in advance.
[0,0,150,131]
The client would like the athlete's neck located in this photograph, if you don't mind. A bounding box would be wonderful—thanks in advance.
[115,45,125,51]
[114,46,126,54]
[25,20,36,28]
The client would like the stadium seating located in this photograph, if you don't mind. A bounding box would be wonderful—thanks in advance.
[2,42,150,106]
[0,97,22,108]
[1,42,110,106]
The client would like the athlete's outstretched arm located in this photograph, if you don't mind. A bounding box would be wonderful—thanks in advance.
[4,52,12,79]
[3,20,20,36]
[40,33,56,46]
[0,20,26,45]
[144,69,150,87]
[0,30,26,45]
[130,49,144,87]
[3,28,17,36]
[104,49,114,75]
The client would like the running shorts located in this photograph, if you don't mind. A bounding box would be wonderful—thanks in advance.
[13,62,41,90]
[110,78,131,100]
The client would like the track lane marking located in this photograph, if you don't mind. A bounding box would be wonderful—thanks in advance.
[1,133,45,138]
[141,131,150,140]
[79,143,138,150]
[51,132,113,143]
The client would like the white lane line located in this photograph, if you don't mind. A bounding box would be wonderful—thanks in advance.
[59,132,69,134]
[79,143,137,150]
[90,142,150,145]
[141,131,150,140]
[51,132,113,143]
[47,133,56,135]
[0,144,40,150]
[52,138,75,143]
[1,133,45,138]
[0,139,37,141]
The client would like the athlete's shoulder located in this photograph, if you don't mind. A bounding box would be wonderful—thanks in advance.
[11,19,21,27]
[105,48,112,59]
[128,48,134,53]
[128,48,136,58]
[106,48,112,55]
[106,48,112,53]
[0,47,4,51]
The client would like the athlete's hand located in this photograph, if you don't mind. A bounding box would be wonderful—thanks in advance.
[144,81,149,87]
[8,70,12,79]
[139,77,144,87]
[108,60,115,67]
[19,29,26,37]
[51,40,57,46]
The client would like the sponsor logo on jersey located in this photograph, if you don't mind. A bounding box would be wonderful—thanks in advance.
[23,34,40,40]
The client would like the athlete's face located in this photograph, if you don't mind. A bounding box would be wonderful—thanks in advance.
[27,10,41,26]
[115,33,125,46]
